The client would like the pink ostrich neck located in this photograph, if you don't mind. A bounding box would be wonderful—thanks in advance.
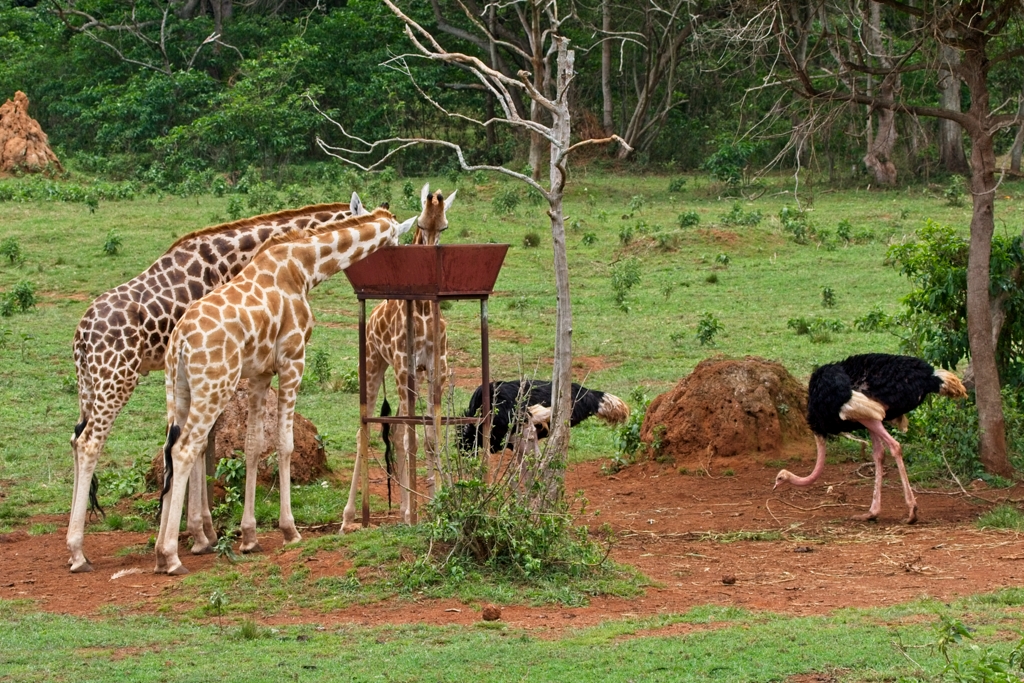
[787,434,829,486]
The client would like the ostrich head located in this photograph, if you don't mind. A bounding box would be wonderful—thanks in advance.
[773,469,794,490]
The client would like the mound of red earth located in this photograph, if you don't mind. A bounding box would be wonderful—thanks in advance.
[0,91,62,177]
[148,379,328,490]
[639,356,811,466]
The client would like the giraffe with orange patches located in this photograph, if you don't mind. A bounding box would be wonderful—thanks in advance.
[155,208,416,575]
[68,196,367,573]
[342,184,455,530]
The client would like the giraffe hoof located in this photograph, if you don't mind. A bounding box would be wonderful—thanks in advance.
[69,560,93,573]
[851,512,878,523]
[190,543,215,555]
[167,564,190,576]
[240,542,263,554]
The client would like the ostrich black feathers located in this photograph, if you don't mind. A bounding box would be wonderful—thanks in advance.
[807,353,961,436]
[458,380,629,454]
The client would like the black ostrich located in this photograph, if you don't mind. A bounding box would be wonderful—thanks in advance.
[774,353,967,524]
[458,380,630,459]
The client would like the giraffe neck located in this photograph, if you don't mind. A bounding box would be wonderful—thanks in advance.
[272,209,398,293]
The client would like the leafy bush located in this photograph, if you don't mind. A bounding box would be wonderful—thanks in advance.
[722,202,762,226]
[778,205,812,244]
[677,210,700,228]
[492,187,520,215]
[609,387,651,472]
[611,257,642,311]
[836,219,853,243]
[0,237,23,265]
[1,281,36,316]
[304,348,332,390]
[696,311,723,346]
[99,458,151,501]
[702,137,757,187]
[581,232,597,246]
[667,177,687,192]
[943,181,966,207]
[103,231,123,256]
[522,231,541,248]
[855,306,890,332]
[626,194,645,216]
[821,286,836,308]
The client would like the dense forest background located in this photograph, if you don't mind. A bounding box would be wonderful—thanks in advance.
[4,0,1021,187]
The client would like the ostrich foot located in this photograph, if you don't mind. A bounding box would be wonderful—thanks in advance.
[69,559,93,573]
[851,512,878,522]
[905,506,918,525]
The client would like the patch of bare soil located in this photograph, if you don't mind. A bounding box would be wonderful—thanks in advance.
[4,450,1024,635]
[0,91,61,176]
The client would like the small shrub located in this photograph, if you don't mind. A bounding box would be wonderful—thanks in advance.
[626,194,645,216]
[609,387,651,472]
[0,237,23,265]
[522,231,541,248]
[702,137,756,187]
[677,210,700,228]
[492,187,520,215]
[787,317,811,335]
[696,312,723,346]
[715,253,730,267]
[331,368,359,394]
[943,181,965,207]
[226,196,245,220]
[611,257,642,311]
[836,219,853,243]
[102,231,123,256]
[667,177,687,192]
[855,306,890,332]
[778,205,811,244]
[581,232,597,246]
[655,231,680,251]
[705,272,719,284]
[11,281,35,312]
[722,202,762,227]
[618,224,634,245]
[821,286,837,308]
[305,348,332,389]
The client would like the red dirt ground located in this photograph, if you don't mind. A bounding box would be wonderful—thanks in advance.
[3,449,1024,635]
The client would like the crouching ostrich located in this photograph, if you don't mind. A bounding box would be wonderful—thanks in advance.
[774,353,967,524]
[458,380,630,473]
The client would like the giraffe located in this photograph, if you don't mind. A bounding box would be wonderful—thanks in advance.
[342,184,456,531]
[155,207,416,575]
[67,196,366,573]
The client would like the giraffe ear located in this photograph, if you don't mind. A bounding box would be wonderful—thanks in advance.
[444,189,457,211]
[420,182,430,209]
[395,215,417,237]
[350,192,367,216]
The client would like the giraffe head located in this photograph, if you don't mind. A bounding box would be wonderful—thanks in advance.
[414,183,457,245]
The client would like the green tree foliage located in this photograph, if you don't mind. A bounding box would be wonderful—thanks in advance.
[887,220,1024,386]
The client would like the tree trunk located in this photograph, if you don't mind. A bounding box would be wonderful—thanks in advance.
[938,42,969,175]
[862,2,898,185]
[962,47,1012,477]
[527,5,547,181]
[601,0,614,134]
[536,38,574,510]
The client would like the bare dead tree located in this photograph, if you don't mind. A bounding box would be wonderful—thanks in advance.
[50,0,242,75]
[313,0,629,508]
[729,0,1024,476]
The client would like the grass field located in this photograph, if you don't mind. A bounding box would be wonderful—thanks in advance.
[3,170,1024,682]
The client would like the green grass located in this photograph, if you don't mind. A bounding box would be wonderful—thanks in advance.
[3,593,1024,682]
[4,171,1011,525]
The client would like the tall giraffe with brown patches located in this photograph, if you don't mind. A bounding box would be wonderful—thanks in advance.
[342,184,455,530]
[68,196,366,573]
[155,208,416,575]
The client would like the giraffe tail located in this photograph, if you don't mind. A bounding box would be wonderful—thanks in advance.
[381,399,394,509]
[157,424,181,522]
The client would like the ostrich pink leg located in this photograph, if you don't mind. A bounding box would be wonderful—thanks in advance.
[861,419,917,524]
[850,429,885,522]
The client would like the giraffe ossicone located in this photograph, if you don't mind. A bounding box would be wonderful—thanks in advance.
[155,208,415,576]
[67,194,365,573]
[342,184,456,531]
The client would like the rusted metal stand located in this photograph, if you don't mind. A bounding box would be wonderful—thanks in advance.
[345,244,508,527]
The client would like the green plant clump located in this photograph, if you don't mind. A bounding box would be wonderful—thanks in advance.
[677,210,700,228]
[696,311,723,346]
[610,257,642,311]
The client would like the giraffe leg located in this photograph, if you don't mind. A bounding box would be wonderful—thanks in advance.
[67,433,101,573]
[186,456,214,555]
[396,374,417,525]
[851,423,886,522]
[154,433,204,576]
[863,419,917,524]
[343,354,386,532]
[275,366,302,545]
[240,375,271,553]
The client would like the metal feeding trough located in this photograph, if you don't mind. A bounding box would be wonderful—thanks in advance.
[344,243,509,526]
